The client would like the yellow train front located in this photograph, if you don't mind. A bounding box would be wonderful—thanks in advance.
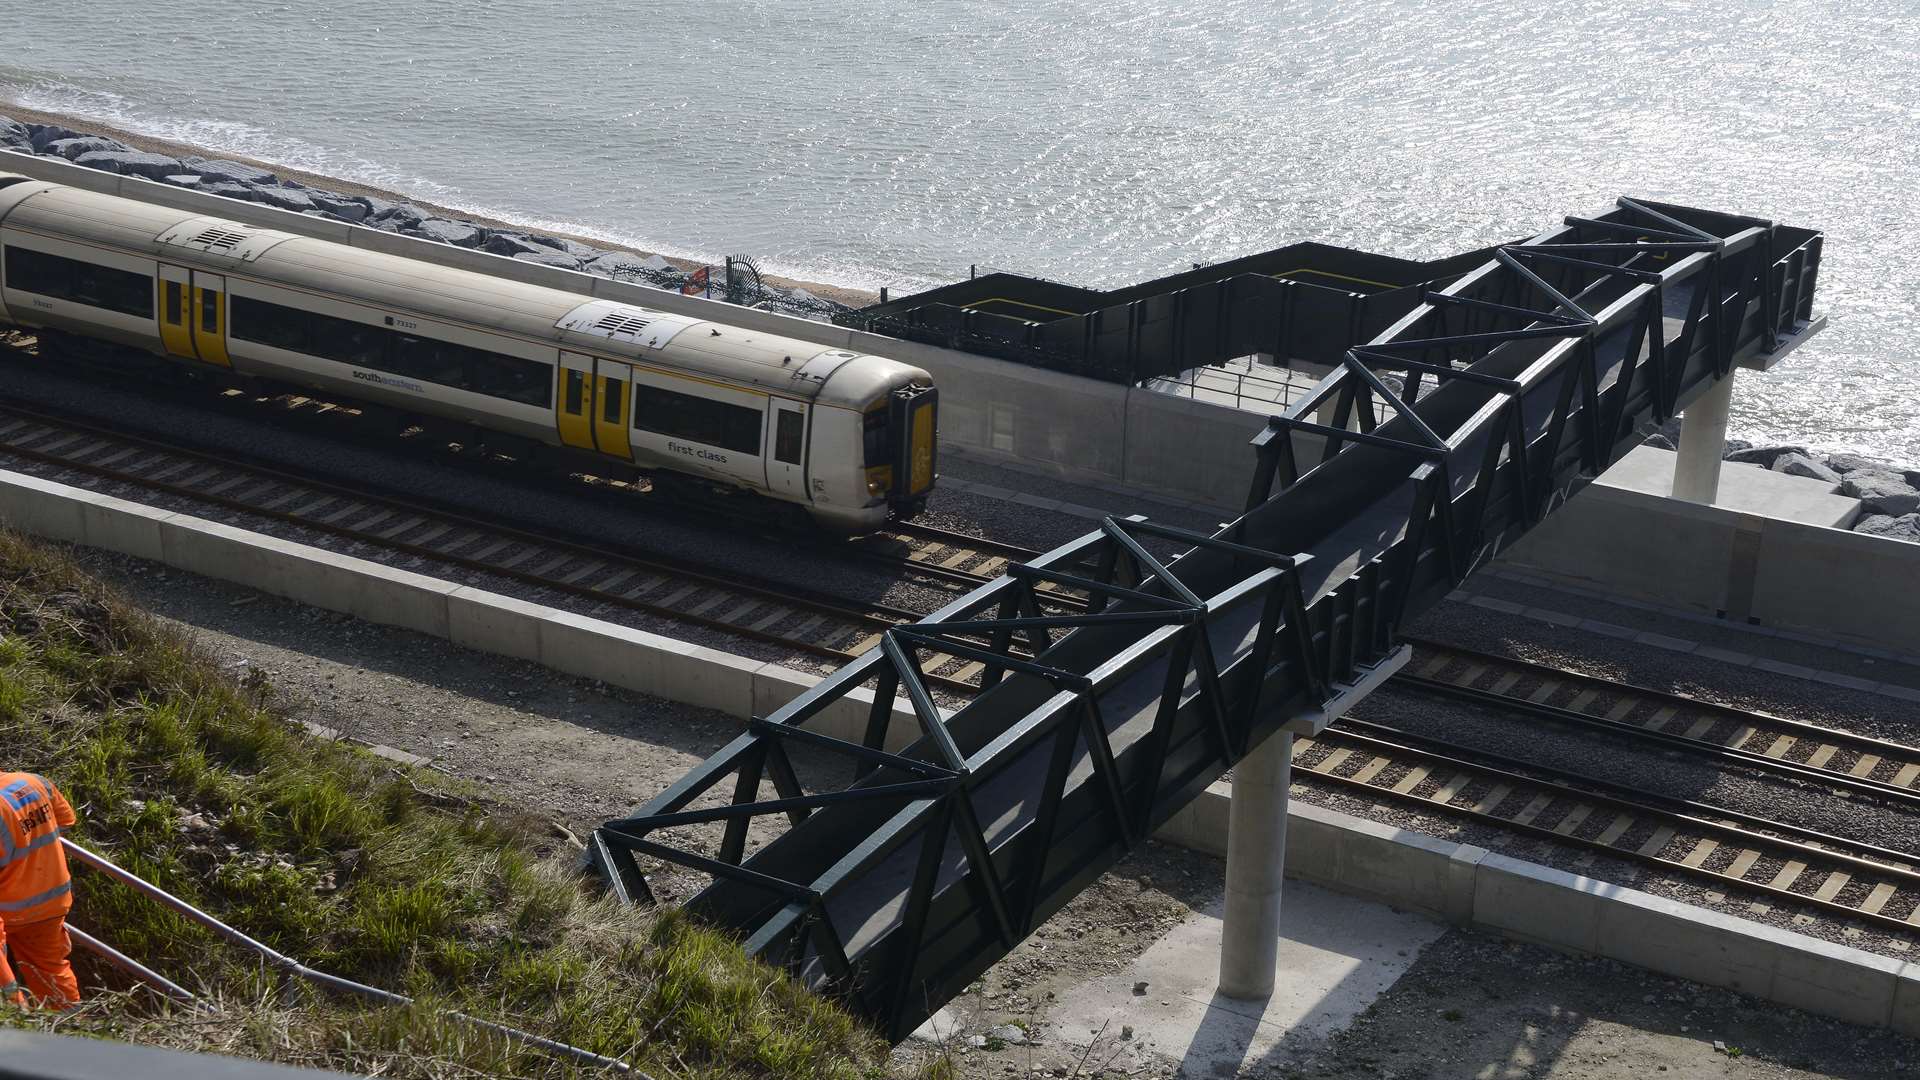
[0,171,937,535]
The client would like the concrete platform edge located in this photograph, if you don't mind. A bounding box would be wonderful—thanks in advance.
[0,468,922,746]
[1158,782,1920,1037]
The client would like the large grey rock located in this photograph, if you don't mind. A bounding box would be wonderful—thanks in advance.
[584,251,654,278]
[1641,434,1675,451]
[308,192,370,222]
[1725,444,1807,469]
[0,116,29,148]
[522,234,599,258]
[73,149,184,181]
[1771,451,1842,485]
[28,125,81,152]
[243,184,315,213]
[44,136,126,160]
[1823,452,1893,475]
[483,232,545,257]
[200,180,255,200]
[373,203,430,229]
[410,218,486,248]
[512,251,582,271]
[1854,513,1920,543]
[184,157,278,186]
[1842,470,1920,517]
[161,174,202,188]
[1721,438,1753,456]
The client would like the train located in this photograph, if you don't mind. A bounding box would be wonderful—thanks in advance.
[0,170,938,534]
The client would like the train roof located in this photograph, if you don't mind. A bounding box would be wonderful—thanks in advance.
[0,174,928,407]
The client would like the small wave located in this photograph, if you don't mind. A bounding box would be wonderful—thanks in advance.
[1,75,459,203]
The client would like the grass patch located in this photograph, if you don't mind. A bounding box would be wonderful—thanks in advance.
[0,529,889,1078]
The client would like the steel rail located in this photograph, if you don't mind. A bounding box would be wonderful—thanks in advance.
[1393,639,1920,807]
[1307,722,1920,934]
[61,839,641,1074]
[0,400,989,694]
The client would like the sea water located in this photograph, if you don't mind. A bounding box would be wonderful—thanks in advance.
[1,0,1914,458]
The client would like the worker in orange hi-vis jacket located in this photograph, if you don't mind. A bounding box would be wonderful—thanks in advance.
[0,772,81,1008]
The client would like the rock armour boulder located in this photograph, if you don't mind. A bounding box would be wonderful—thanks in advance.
[411,218,487,248]
[1725,444,1808,469]
[1771,452,1842,485]
[244,185,315,213]
[308,192,371,222]
[1842,471,1920,517]
[44,136,126,160]
[27,125,81,152]
[185,157,279,186]
[374,204,430,229]
[483,233,545,257]
[1854,513,1920,543]
[512,251,583,271]
[73,150,185,181]
[0,116,30,148]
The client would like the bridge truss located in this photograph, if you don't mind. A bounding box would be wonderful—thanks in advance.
[591,198,1823,1041]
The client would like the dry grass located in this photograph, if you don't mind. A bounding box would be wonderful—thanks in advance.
[0,528,892,1078]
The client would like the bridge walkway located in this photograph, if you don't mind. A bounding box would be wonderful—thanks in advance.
[593,197,1824,1042]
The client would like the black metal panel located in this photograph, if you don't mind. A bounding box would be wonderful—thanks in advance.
[599,198,1824,1044]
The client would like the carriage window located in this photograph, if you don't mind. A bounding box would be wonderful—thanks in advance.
[200,288,219,333]
[230,295,551,407]
[2,245,154,318]
[564,369,585,413]
[633,385,762,456]
[774,409,803,465]
[165,280,182,323]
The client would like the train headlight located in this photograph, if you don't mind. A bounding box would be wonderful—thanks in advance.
[866,467,893,499]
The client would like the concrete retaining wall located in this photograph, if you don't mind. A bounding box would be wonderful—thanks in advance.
[1500,482,1920,655]
[1159,782,1920,1035]
[0,151,1275,512]
[0,469,922,746]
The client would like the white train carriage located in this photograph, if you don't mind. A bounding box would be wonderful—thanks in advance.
[0,172,937,534]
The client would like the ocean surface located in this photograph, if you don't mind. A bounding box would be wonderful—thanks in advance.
[1,1,1915,459]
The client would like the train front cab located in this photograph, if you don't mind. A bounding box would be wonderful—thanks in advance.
[867,383,937,520]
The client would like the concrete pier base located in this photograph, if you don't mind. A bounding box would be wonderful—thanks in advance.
[1673,372,1734,504]
[1219,731,1294,999]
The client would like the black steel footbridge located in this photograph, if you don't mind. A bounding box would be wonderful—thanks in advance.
[590,198,1824,1041]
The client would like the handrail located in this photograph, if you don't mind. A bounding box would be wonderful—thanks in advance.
[63,922,203,1009]
[60,838,641,1075]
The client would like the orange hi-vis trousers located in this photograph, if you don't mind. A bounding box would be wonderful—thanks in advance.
[1,915,79,1008]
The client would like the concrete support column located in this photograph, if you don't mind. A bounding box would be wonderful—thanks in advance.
[1219,729,1294,999]
[1672,373,1735,505]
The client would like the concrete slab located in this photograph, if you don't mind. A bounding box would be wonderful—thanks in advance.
[1049,881,1446,1076]
[1598,445,1860,527]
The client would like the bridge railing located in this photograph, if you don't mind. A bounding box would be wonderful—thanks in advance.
[593,197,1823,1042]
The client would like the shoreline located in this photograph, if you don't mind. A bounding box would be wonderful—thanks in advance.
[0,99,882,310]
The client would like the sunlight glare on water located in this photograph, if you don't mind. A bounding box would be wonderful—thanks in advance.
[1,0,1914,456]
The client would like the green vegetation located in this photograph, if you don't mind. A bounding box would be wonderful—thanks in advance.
[0,529,890,1078]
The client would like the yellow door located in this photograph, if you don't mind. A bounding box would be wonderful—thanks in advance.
[592,359,632,460]
[157,264,196,360]
[189,272,230,368]
[556,352,595,451]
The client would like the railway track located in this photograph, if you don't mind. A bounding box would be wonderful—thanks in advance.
[0,402,1016,693]
[1299,721,1920,934]
[1396,639,1920,807]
